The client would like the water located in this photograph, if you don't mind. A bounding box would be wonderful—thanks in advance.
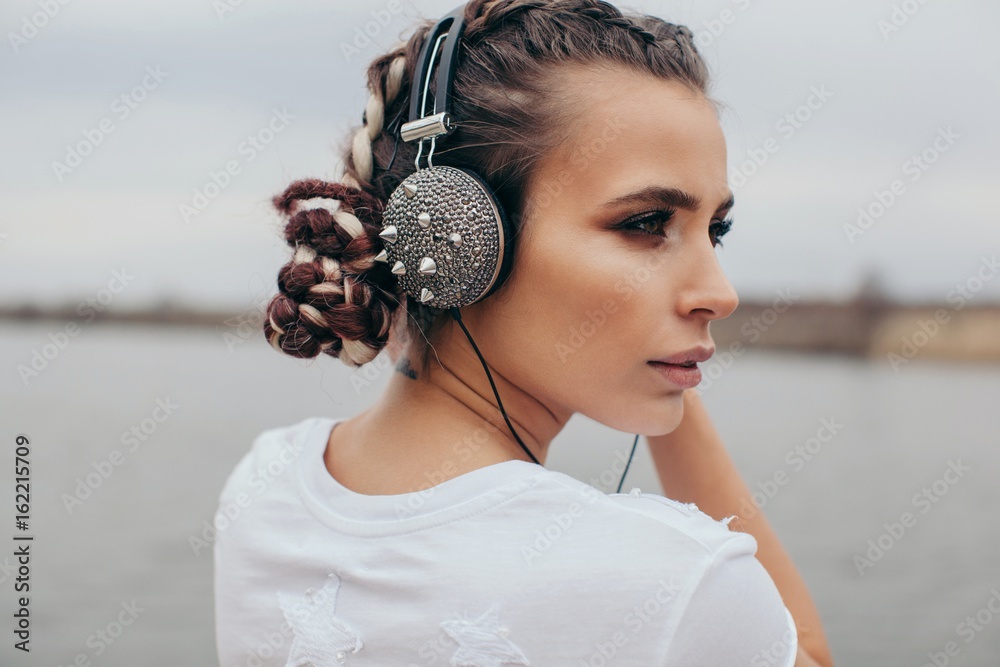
[1,320,998,666]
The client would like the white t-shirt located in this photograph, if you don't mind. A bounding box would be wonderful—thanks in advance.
[213,416,798,667]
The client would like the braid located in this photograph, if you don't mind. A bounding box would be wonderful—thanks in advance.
[348,41,450,353]
[263,53,410,368]
[466,0,656,48]
[345,55,407,189]
[581,2,658,45]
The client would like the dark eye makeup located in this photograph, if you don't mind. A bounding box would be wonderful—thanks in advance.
[614,208,734,248]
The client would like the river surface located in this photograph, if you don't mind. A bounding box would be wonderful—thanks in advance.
[1,321,998,666]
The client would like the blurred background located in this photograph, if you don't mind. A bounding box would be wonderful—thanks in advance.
[1,0,998,664]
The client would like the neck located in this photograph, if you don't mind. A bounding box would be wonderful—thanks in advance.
[346,316,571,484]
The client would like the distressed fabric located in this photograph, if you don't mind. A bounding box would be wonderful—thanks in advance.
[214,417,797,667]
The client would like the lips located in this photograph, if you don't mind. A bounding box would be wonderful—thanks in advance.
[647,345,714,389]
[650,345,715,366]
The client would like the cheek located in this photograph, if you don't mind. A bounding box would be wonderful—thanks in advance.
[488,222,656,401]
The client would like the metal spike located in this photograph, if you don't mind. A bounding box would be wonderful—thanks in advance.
[417,212,431,229]
[373,248,389,263]
[448,232,463,247]
[418,257,438,276]
[403,182,418,198]
[379,225,397,243]
[391,260,406,275]
[419,287,435,303]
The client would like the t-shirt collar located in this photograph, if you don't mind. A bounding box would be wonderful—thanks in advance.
[295,417,544,536]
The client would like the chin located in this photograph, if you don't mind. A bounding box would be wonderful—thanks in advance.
[593,392,686,438]
[645,397,686,436]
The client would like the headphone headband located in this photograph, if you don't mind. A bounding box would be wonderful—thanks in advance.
[401,3,467,142]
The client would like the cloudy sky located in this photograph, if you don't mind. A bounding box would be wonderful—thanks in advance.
[1,0,997,312]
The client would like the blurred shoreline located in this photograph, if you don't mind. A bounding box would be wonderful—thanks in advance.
[2,290,999,363]
[711,297,1000,363]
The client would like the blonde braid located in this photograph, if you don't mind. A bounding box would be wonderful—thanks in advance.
[344,55,407,189]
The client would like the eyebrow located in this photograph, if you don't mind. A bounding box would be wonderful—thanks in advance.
[602,185,735,215]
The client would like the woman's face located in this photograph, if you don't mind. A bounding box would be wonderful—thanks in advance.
[464,65,739,437]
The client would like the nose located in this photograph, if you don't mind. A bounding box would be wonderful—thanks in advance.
[676,243,739,322]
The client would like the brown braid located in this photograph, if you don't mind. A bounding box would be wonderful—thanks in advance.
[263,179,403,366]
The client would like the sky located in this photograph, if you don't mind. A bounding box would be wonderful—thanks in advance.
[1,0,998,312]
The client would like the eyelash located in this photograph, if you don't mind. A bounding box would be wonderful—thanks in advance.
[616,209,734,248]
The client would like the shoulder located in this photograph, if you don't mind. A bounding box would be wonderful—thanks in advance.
[216,416,327,506]
[514,471,762,592]
[518,476,797,665]
[605,487,747,550]
[597,490,798,666]
[528,471,751,557]
[660,522,798,666]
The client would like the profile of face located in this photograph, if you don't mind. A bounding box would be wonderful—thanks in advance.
[442,64,739,438]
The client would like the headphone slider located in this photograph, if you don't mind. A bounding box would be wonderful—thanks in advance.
[400,112,452,142]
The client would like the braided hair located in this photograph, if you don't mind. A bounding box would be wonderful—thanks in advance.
[264,0,712,369]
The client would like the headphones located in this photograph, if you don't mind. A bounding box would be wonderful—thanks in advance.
[376,3,513,310]
[374,2,640,491]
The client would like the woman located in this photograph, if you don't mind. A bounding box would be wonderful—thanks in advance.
[213,1,833,665]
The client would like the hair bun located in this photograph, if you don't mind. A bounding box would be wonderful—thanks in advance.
[263,178,403,367]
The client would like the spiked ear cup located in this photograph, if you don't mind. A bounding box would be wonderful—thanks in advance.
[379,3,515,310]
[380,165,512,309]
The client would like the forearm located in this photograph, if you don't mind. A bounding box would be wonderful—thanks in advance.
[646,388,834,667]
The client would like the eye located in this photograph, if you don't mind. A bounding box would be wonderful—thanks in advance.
[615,209,675,237]
[710,217,734,249]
